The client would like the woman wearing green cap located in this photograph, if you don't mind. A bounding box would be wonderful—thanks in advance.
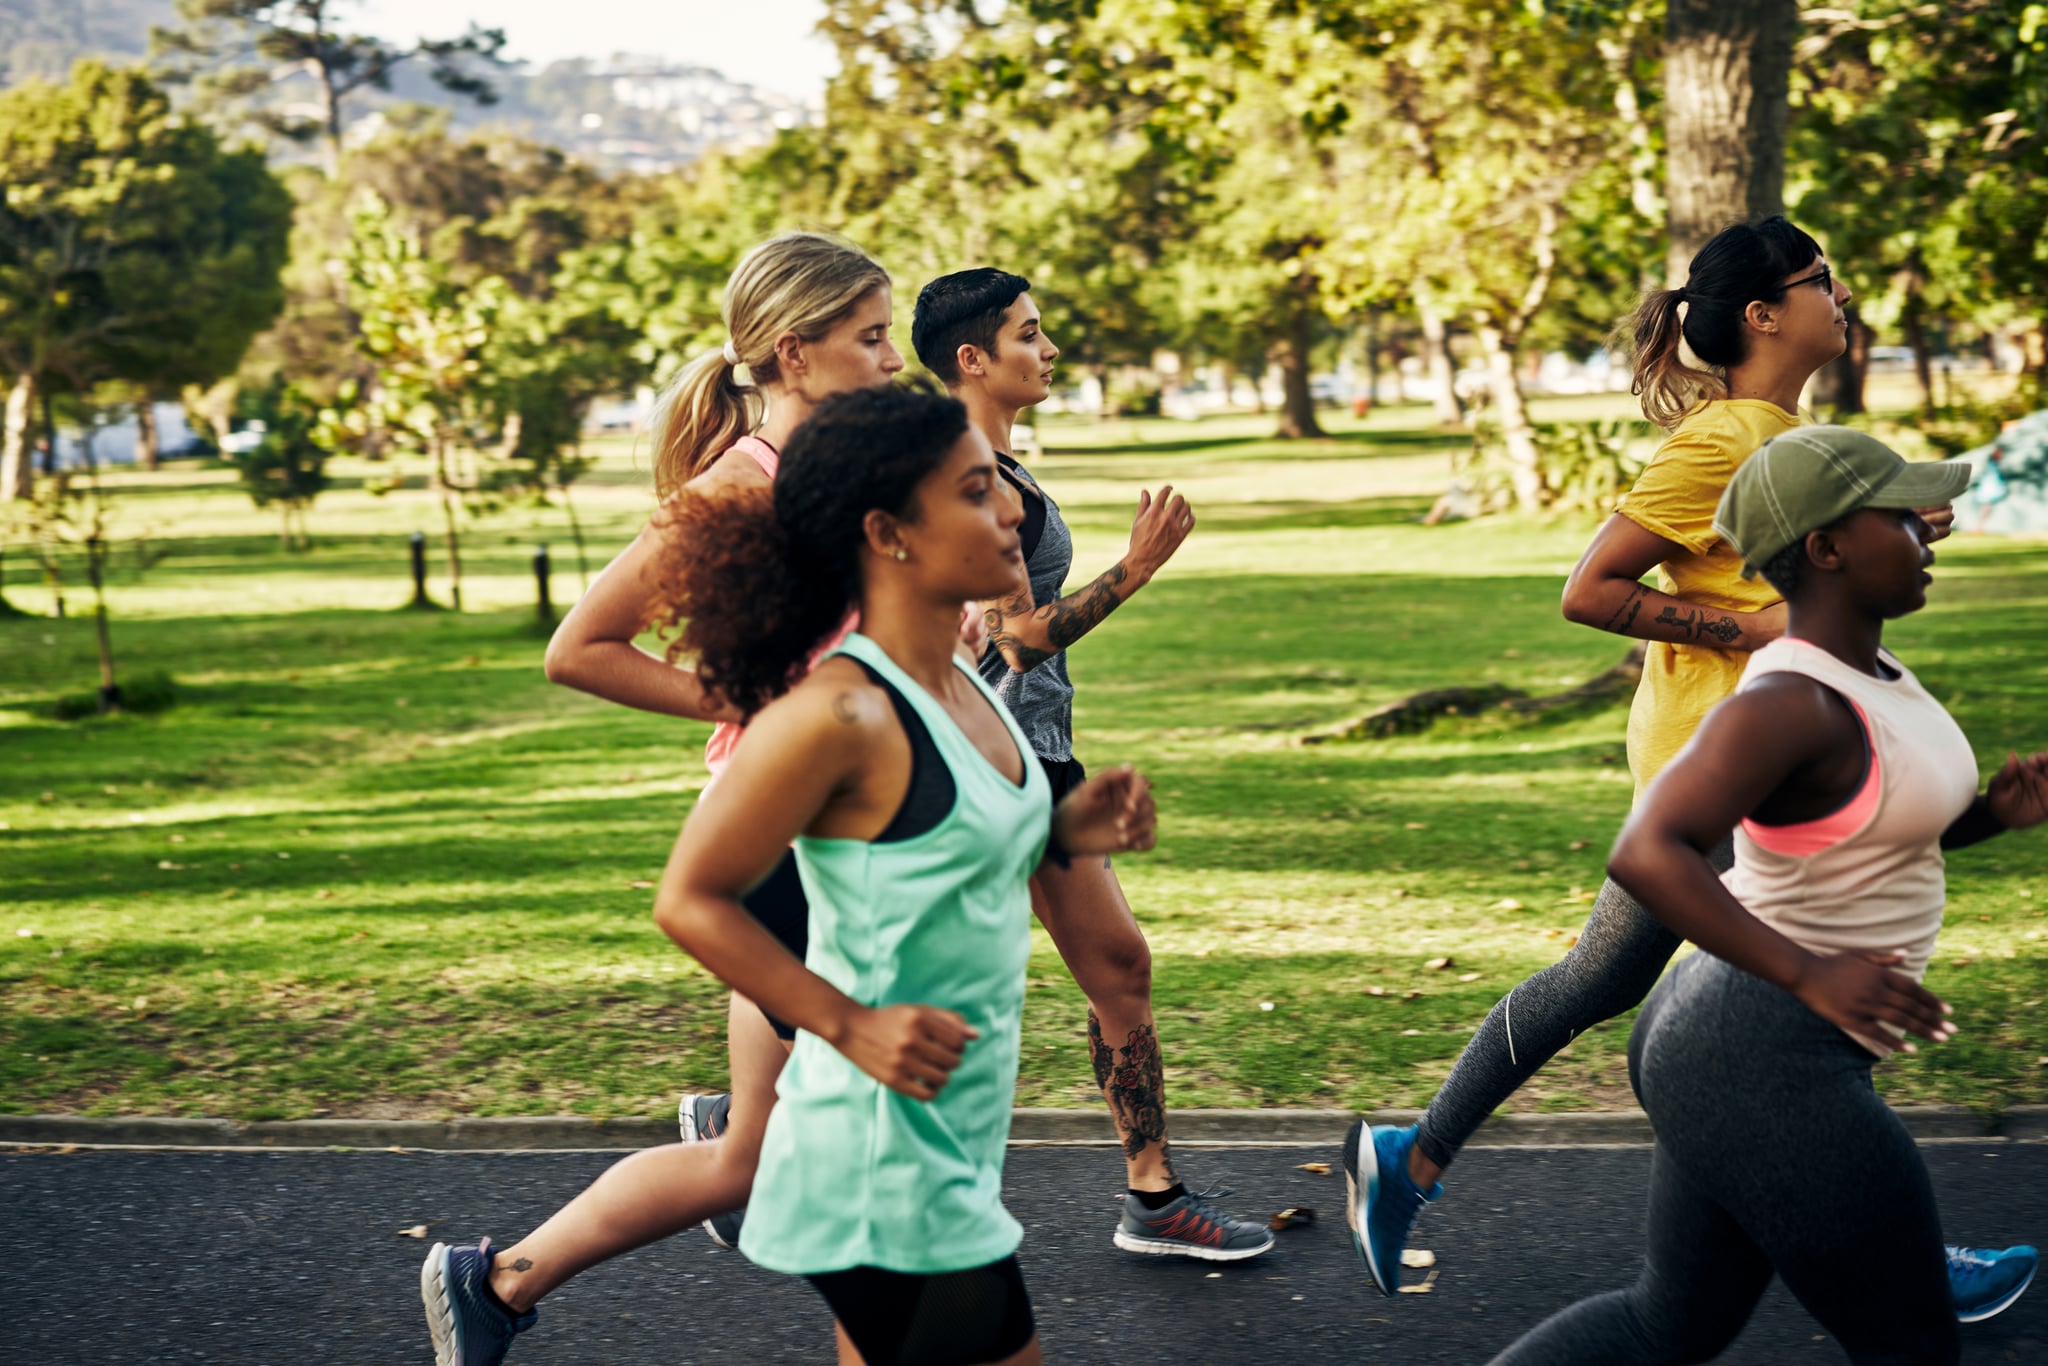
[1346,218,2024,1316]
[1490,424,2048,1363]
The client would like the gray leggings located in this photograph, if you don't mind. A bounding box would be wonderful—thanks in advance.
[1489,952,1957,1365]
[1415,839,1732,1171]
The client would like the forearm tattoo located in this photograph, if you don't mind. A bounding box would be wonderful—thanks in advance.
[986,563,1130,671]
[1601,583,1647,633]
[1654,604,1743,645]
[1089,1010,1174,1176]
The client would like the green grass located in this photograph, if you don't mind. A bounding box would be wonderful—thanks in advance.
[4,397,2046,1121]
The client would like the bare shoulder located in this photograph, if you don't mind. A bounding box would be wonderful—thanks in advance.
[756,657,894,751]
[1715,672,1858,750]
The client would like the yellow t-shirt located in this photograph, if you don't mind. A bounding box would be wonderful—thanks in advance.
[1617,400,1802,794]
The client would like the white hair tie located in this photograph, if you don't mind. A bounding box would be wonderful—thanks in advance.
[721,339,741,366]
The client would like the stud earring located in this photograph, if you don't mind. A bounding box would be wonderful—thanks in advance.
[893,549,908,561]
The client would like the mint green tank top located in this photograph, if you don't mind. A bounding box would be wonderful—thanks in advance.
[738,631,1053,1276]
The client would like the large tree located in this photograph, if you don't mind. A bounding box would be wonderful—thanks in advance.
[150,0,506,175]
[0,61,291,501]
[1663,0,1798,280]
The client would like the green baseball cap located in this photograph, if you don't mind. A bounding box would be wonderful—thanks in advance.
[1713,425,1974,576]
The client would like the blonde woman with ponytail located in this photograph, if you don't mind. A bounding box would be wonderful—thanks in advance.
[1345,219,2029,1323]
[536,233,902,1255]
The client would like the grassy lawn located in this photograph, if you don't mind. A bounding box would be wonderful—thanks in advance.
[3,398,2045,1122]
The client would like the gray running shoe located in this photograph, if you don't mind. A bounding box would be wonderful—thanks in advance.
[678,1091,745,1251]
[1113,1184,1275,1262]
[420,1238,537,1366]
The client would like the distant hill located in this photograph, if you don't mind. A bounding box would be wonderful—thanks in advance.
[0,0,813,172]
[0,0,174,84]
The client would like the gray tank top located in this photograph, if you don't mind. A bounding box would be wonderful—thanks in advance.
[977,453,1074,762]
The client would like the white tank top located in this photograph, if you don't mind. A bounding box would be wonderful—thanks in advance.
[1723,638,1979,1052]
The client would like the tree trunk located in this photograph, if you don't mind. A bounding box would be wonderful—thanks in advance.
[1898,279,1935,414]
[1663,0,1797,281]
[1272,308,1326,440]
[85,531,121,713]
[433,435,465,612]
[559,474,591,591]
[1419,303,1463,425]
[2,372,35,500]
[1475,319,1546,512]
[136,400,160,471]
[1812,303,1869,415]
[40,387,58,476]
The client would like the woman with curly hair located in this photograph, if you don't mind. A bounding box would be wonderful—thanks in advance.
[422,384,1158,1366]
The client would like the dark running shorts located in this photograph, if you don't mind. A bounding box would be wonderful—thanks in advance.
[1038,754,1085,811]
[807,1256,1035,1366]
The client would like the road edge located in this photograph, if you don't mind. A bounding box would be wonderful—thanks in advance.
[2,1106,2042,1152]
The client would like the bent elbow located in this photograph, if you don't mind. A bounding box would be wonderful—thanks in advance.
[1559,575,1598,628]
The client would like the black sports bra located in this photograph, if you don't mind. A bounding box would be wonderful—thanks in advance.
[848,660,957,842]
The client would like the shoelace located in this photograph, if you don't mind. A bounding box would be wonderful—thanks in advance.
[1947,1246,1994,1271]
[1179,1182,1262,1232]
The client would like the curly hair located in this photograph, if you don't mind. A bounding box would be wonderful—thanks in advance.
[1623,216,1826,429]
[652,383,971,717]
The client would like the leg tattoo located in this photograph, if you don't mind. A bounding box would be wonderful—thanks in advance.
[1089,1010,1174,1179]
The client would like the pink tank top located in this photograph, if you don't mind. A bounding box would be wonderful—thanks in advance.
[701,435,857,778]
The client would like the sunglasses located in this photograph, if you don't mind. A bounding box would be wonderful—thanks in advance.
[1783,264,1834,295]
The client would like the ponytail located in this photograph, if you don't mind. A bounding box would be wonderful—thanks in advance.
[651,349,759,500]
[653,383,969,717]
[1622,215,1826,429]
[1626,286,1728,430]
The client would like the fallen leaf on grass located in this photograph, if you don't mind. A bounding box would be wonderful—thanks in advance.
[1366,986,1386,997]
[1295,1162,1330,1175]
[1403,990,1423,1000]
[1569,839,1591,851]
[1424,957,1453,971]
[1492,898,1523,911]
[396,1219,447,1239]
[157,860,184,870]
[626,880,655,890]
[1398,1269,1441,1295]
[1401,1249,1436,1268]
[1458,972,1481,983]
[1404,822,1428,830]
[1269,1206,1316,1231]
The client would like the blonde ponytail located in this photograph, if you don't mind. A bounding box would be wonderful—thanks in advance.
[651,232,891,499]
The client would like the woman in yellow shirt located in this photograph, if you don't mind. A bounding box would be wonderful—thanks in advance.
[1343,217,2027,1321]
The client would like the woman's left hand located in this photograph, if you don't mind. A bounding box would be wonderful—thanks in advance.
[1917,503,1957,543]
[1986,750,2048,832]
[1053,765,1158,856]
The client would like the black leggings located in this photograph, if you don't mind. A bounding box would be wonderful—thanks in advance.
[1416,838,1733,1170]
[1489,952,1958,1365]
[807,1257,1036,1366]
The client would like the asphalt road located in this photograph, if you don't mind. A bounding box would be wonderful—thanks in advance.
[7,1142,2045,1364]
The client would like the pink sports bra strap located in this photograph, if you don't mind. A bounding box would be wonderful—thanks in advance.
[730,434,779,480]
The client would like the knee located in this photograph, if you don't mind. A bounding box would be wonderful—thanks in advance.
[1082,929,1152,1007]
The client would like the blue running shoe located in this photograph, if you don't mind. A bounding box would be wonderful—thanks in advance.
[1949,1243,2037,1323]
[420,1238,537,1366]
[1342,1120,1440,1296]
[678,1092,744,1250]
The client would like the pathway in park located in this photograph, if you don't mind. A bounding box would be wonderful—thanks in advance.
[9,1141,2046,1363]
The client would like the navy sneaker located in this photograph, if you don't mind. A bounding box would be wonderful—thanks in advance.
[1949,1243,2037,1323]
[1343,1121,1440,1296]
[678,1091,744,1250]
[1113,1183,1274,1261]
[420,1238,537,1366]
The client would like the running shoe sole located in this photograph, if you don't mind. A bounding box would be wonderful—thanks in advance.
[1111,1228,1274,1261]
[677,1092,712,1143]
[1958,1261,2036,1323]
[419,1242,463,1366]
[1344,1129,1396,1295]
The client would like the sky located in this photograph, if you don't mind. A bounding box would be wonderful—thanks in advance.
[350,0,838,102]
